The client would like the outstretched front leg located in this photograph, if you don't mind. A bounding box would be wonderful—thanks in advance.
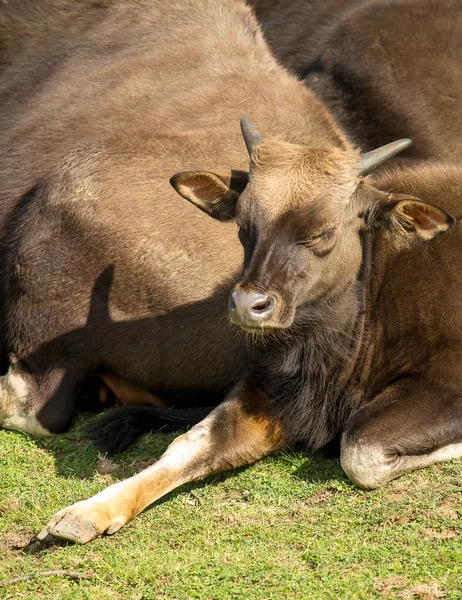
[341,376,462,489]
[35,379,285,544]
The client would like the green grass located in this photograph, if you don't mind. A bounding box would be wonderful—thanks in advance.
[1,413,461,599]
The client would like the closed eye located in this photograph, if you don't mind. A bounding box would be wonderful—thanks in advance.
[296,228,336,247]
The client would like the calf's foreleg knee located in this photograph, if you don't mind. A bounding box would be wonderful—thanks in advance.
[340,438,396,489]
[341,379,462,489]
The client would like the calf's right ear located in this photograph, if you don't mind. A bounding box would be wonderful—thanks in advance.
[170,170,248,221]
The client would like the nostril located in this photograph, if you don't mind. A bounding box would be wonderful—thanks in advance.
[250,295,275,316]
[252,299,270,312]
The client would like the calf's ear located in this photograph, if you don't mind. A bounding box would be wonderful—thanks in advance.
[170,170,248,221]
[378,194,455,247]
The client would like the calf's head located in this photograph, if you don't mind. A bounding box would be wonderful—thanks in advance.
[171,118,454,332]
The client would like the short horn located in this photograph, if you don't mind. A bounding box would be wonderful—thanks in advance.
[240,117,263,156]
[360,138,412,176]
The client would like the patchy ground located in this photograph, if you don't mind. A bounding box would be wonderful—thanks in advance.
[0,414,461,599]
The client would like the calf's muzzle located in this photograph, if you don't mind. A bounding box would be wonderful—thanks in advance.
[229,289,276,328]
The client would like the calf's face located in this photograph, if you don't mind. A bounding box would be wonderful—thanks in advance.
[230,141,365,330]
[171,119,454,333]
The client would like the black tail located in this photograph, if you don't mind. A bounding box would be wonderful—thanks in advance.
[86,405,214,454]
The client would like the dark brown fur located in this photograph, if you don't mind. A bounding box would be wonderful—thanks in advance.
[248,0,368,71]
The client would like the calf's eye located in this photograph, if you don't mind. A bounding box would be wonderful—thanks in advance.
[297,229,336,247]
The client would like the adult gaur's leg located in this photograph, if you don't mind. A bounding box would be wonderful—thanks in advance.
[98,369,172,408]
[35,379,285,544]
[341,377,462,489]
[0,359,84,435]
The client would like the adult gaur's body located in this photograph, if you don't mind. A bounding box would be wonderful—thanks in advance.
[0,0,344,435]
[252,0,462,156]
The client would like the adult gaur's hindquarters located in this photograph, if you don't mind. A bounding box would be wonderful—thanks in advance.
[0,156,243,436]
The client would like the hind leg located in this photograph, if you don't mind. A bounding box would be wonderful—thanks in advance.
[98,370,172,408]
[0,359,84,435]
[341,378,462,489]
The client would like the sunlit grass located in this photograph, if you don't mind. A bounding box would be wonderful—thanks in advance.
[1,413,461,599]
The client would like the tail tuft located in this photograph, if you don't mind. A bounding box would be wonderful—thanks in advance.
[86,405,213,454]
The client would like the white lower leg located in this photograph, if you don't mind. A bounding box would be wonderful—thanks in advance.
[341,440,462,489]
[0,366,49,435]
[36,392,284,543]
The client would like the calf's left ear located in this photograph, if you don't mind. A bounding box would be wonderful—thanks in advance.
[170,170,248,221]
[378,195,455,247]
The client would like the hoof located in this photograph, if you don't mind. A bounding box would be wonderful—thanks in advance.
[36,501,126,544]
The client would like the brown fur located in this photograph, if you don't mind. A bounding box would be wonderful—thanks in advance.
[252,0,462,155]
[98,371,171,408]
[241,0,462,489]
[248,0,368,71]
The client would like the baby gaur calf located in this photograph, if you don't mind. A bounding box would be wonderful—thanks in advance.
[47,0,462,543]
[38,118,462,544]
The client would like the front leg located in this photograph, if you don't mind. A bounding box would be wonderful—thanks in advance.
[36,379,285,544]
[341,377,462,489]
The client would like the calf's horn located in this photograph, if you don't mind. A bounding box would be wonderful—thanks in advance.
[240,117,263,156]
[360,138,412,176]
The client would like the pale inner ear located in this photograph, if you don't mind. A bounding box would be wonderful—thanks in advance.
[388,198,455,245]
[170,170,248,221]
[173,172,231,204]
[399,202,447,232]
